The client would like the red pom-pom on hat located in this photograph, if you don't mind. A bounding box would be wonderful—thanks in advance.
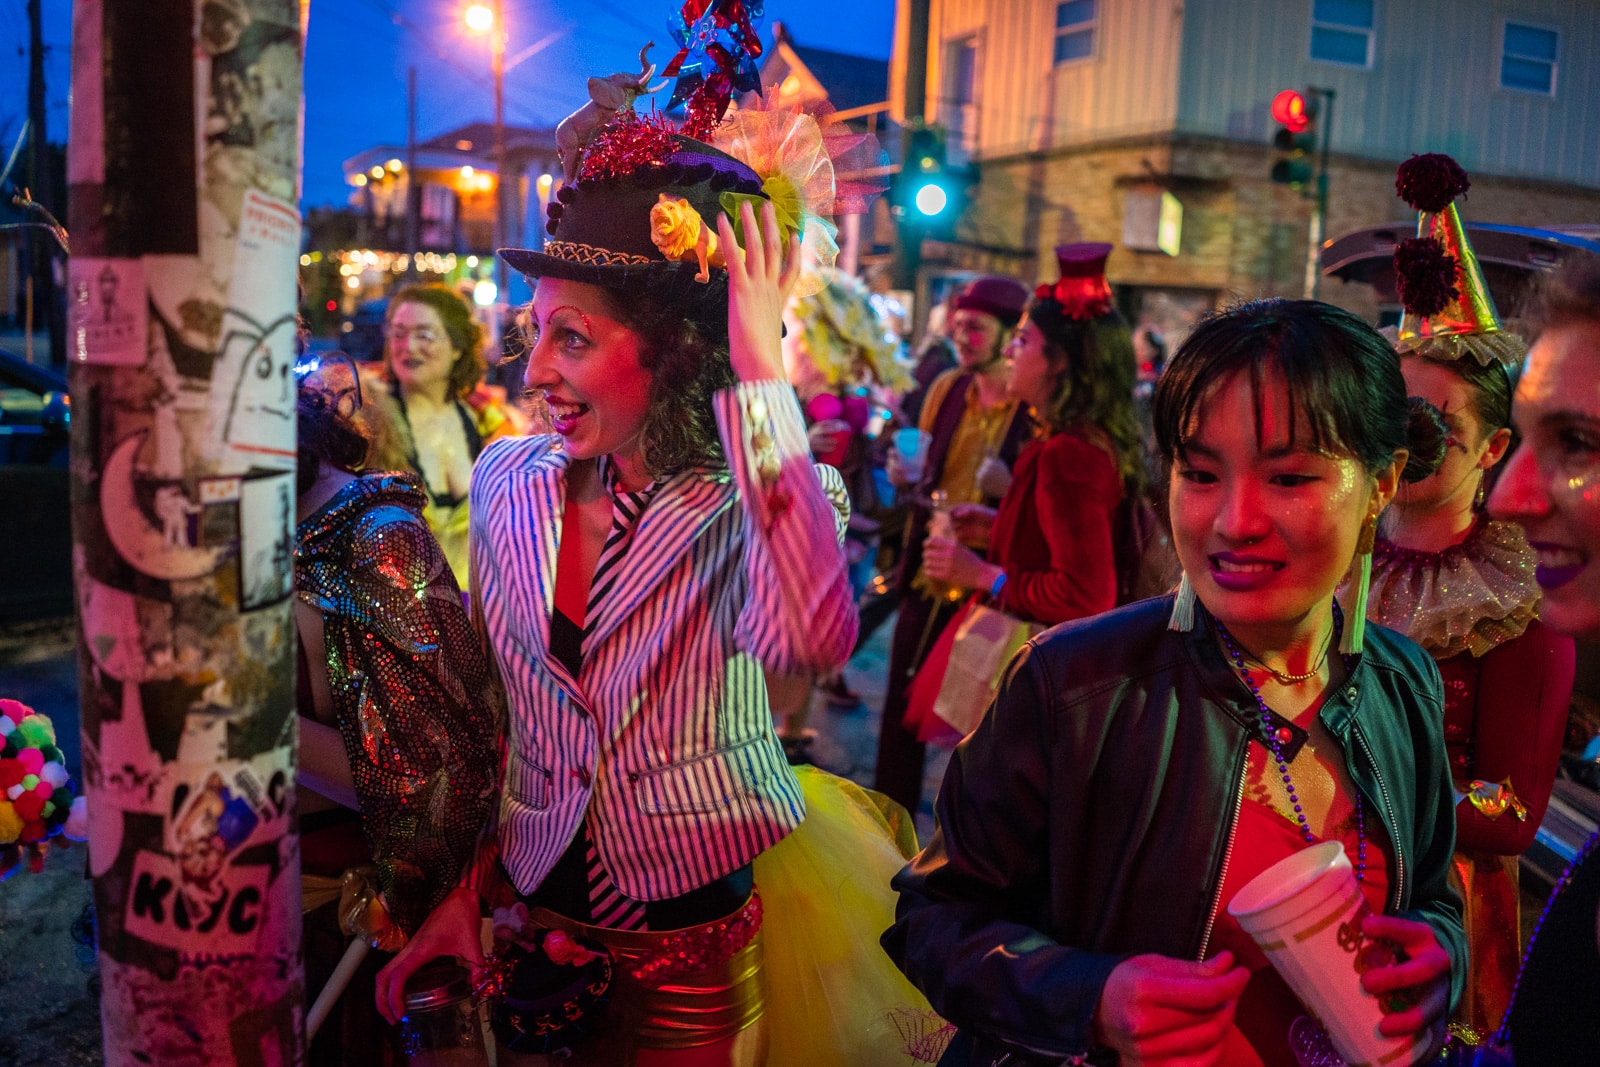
[1395,154,1471,213]
[0,760,23,791]
[0,700,30,725]
[1394,236,1460,316]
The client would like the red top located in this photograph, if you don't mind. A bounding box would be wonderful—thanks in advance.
[1209,768,1392,1066]
[1439,619,1574,854]
[989,430,1123,625]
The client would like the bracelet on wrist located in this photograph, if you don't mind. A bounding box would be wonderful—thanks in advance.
[988,570,1007,599]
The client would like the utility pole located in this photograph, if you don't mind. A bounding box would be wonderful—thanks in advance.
[1303,87,1335,300]
[26,0,62,367]
[406,66,420,270]
[67,1,306,1062]
[492,0,507,299]
[892,0,933,293]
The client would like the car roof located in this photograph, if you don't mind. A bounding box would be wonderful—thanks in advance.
[0,348,69,395]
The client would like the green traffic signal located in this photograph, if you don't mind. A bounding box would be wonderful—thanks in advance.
[913,180,950,217]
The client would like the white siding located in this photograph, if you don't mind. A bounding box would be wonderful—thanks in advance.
[923,0,1184,157]
[1176,0,1600,188]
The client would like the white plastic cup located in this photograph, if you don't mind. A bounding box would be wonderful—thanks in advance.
[893,428,932,484]
[1227,841,1426,1067]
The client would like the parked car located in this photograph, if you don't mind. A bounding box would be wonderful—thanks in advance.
[0,348,72,622]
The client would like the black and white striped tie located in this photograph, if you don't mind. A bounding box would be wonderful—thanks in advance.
[580,458,655,931]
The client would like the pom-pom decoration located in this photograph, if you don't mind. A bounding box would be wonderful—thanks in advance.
[1393,236,1460,317]
[0,701,84,879]
[1395,153,1471,213]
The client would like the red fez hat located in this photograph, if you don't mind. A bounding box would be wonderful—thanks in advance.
[1035,242,1113,320]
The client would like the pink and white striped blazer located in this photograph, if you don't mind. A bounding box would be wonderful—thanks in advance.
[469,380,857,900]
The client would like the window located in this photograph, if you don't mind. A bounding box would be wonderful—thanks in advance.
[943,37,980,155]
[1310,0,1374,68]
[1054,0,1096,65]
[1501,22,1558,95]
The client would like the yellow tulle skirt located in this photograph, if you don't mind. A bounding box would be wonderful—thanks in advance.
[754,766,954,1066]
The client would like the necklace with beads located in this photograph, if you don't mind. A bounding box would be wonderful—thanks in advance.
[1216,603,1367,882]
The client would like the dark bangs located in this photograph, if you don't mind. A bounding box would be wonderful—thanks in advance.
[1153,299,1409,476]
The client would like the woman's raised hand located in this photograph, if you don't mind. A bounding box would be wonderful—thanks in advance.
[1092,951,1250,1066]
[719,199,802,384]
[374,886,485,1025]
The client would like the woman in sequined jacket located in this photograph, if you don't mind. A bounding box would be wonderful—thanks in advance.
[293,357,501,1063]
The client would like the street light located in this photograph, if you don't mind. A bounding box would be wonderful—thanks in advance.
[464,1,507,298]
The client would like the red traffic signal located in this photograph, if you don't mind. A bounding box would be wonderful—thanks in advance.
[1271,90,1311,133]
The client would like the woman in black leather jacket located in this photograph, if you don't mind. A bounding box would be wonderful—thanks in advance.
[884,300,1466,1067]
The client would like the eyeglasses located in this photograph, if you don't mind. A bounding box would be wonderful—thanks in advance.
[294,352,364,417]
[389,325,443,345]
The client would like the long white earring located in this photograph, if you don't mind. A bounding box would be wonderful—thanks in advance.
[1339,515,1377,655]
[1168,572,1197,632]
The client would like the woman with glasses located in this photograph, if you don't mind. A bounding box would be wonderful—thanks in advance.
[363,283,527,588]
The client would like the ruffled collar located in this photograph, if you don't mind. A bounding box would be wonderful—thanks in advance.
[1366,517,1540,659]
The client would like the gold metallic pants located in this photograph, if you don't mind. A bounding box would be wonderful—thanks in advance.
[505,900,768,1065]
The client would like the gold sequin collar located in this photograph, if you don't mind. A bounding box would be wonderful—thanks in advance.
[1366,518,1540,659]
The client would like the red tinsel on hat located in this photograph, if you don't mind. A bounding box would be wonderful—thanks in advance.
[579,110,681,184]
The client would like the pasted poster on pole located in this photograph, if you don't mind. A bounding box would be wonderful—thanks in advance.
[69,258,148,366]
[208,190,302,473]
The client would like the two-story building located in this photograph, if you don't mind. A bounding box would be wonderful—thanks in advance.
[892,0,1600,341]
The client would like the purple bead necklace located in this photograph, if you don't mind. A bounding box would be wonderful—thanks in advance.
[1215,602,1367,883]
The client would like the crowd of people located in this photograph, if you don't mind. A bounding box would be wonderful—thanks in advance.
[278,80,1600,1067]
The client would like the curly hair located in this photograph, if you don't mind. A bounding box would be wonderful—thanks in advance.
[297,387,369,497]
[593,287,737,478]
[1026,302,1147,493]
[385,284,486,400]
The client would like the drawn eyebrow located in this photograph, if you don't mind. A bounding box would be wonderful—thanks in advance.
[540,305,594,334]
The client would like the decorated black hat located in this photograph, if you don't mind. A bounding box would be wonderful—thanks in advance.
[500,132,769,306]
[500,3,853,309]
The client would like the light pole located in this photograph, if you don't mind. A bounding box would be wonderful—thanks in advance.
[465,2,507,299]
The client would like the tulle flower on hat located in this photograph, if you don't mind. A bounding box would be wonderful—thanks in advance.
[712,95,841,294]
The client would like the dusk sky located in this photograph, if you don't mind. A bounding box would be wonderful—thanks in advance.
[1,1,896,210]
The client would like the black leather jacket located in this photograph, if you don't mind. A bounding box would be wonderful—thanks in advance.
[882,595,1467,1066]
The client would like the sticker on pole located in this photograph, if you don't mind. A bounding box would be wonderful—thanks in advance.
[207,189,302,470]
[69,257,148,365]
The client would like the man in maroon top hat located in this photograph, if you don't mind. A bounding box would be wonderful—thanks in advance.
[874,274,1034,814]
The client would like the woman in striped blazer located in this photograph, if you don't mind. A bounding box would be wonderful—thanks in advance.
[375,130,859,1065]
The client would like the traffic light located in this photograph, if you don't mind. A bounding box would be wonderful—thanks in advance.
[893,124,973,235]
[1269,89,1317,187]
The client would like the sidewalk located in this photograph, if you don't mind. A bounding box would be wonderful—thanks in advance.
[789,611,952,844]
[0,610,944,1066]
